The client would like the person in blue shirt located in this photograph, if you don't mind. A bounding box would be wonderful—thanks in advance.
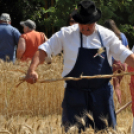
[104,19,128,48]
[104,19,128,104]
[0,13,21,62]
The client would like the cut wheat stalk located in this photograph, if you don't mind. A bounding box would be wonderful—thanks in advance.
[116,101,132,115]
[19,71,134,83]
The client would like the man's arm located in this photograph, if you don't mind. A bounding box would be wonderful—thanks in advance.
[25,49,47,84]
[13,28,21,45]
[125,54,134,68]
[25,30,64,84]
[106,31,132,63]
[17,37,26,59]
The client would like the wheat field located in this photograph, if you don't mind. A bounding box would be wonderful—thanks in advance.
[0,55,133,134]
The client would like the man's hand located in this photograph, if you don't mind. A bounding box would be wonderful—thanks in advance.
[25,70,38,84]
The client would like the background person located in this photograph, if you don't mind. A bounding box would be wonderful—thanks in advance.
[104,19,128,48]
[127,45,134,134]
[0,13,21,62]
[104,19,129,104]
[24,0,134,132]
[17,19,49,62]
[67,14,77,26]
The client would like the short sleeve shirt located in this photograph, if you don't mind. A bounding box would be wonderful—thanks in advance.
[132,46,134,53]
[0,24,21,61]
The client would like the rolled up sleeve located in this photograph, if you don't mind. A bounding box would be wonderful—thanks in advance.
[38,31,63,57]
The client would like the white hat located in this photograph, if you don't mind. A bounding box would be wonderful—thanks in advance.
[0,13,11,21]
[20,19,36,30]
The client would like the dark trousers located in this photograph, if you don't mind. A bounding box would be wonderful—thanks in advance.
[62,83,116,132]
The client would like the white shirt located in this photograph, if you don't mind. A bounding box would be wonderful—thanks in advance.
[132,46,134,53]
[39,24,132,77]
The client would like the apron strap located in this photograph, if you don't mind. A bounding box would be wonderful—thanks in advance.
[97,31,104,47]
[80,32,83,48]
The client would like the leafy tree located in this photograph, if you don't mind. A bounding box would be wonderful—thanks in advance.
[0,0,46,33]
[45,0,134,47]
[0,0,134,47]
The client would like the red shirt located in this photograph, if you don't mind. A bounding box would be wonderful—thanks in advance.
[128,66,134,116]
[21,31,45,61]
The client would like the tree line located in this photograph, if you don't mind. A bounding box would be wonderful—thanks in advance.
[0,0,134,48]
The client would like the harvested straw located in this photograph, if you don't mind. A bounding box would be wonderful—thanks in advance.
[19,71,134,83]
[116,101,132,115]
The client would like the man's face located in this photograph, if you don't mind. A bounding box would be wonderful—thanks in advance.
[79,23,96,36]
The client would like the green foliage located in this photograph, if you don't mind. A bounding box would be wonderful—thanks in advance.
[119,24,134,48]
[2,0,134,46]
[44,0,81,29]
[93,0,134,47]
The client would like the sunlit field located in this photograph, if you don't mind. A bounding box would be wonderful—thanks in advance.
[0,55,133,134]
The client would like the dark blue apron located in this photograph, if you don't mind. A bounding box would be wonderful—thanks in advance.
[62,31,116,132]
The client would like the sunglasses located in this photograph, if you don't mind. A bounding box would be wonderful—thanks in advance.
[70,20,76,23]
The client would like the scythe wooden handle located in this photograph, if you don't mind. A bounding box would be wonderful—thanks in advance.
[19,71,134,83]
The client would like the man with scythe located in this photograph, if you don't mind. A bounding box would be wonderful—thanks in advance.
[25,0,134,132]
